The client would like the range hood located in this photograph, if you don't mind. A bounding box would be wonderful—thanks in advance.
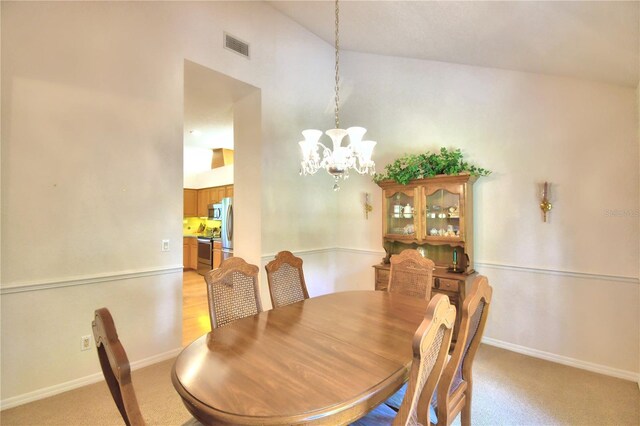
[211,148,234,169]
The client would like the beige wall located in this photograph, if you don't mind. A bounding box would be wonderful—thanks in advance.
[335,51,640,377]
[0,1,335,405]
[2,0,638,408]
[183,164,234,189]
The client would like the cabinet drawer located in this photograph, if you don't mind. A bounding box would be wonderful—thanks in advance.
[375,268,390,291]
[433,287,458,303]
[435,278,460,292]
[377,269,390,282]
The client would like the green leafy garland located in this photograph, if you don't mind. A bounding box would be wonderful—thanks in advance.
[373,147,491,185]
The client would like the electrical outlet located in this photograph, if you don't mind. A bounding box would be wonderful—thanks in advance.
[81,335,92,351]
[161,239,170,252]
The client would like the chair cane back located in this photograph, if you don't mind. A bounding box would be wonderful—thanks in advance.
[265,251,310,308]
[92,308,145,426]
[352,294,456,426]
[204,257,262,329]
[434,275,492,426]
[388,250,435,301]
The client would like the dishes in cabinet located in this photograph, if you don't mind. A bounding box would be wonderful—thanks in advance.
[402,203,414,218]
[429,226,460,237]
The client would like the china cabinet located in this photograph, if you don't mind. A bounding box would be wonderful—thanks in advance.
[374,173,478,344]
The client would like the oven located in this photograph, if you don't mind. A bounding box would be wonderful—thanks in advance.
[196,237,213,275]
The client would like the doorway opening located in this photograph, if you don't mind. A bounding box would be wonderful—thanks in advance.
[181,60,261,345]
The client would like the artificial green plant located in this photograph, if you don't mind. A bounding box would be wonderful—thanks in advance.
[373,147,491,185]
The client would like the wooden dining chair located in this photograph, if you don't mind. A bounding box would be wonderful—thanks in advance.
[433,275,492,426]
[388,249,435,301]
[384,275,493,426]
[204,257,262,329]
[351,294,456,426]
[92,307,145,426]
[265,250,310,308]
[93,308,203,426]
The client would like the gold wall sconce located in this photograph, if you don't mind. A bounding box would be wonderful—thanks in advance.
[364,193,373,219]
[540,182,552,222]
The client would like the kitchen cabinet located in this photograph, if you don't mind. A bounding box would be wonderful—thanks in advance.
[214,187,226,204]
[183,237,198,270]
[183,240,190,270]
[213,240,222,269]
[196,189,210,217]
[189,240,197,269]
[197,188,217,217]
[183,189,198,217]
[195,185,234,217]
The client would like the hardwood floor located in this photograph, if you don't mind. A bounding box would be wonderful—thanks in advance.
[182,270,211,346]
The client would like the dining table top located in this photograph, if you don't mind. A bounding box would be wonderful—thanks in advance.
[172,290,429,425]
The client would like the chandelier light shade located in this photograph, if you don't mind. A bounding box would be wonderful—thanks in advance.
[298,0,377,190]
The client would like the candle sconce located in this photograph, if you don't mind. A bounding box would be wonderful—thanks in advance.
[364,193,373,219]
[446,247,467,273]
[540,182,552,222]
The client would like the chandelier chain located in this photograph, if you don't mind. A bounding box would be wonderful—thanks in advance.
[297,0,376,190]
[334,0,340,129]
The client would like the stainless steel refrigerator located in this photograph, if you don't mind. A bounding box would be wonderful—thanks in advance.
[220,197,233,260]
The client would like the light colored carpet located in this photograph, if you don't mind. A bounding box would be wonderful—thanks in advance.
[1,345,638,425]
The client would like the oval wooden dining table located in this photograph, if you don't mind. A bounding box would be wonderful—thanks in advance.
[172,290,429,425]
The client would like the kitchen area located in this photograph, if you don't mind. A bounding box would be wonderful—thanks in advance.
[183,183,234,275]
[181,60,255,344]
[182,59,251,278]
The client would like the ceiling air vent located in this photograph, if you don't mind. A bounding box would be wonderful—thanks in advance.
[224,32,250,59]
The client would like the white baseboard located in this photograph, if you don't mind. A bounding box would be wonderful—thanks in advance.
[0,347,183,411]
[482,337,640,383]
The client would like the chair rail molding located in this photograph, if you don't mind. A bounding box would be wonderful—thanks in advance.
[263,247,639,284]
[475,261,639,284]
[0,265,184,295]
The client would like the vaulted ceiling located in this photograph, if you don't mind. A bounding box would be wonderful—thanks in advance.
[269,1,639,88]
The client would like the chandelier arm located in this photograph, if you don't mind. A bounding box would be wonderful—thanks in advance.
[317,142,332,152]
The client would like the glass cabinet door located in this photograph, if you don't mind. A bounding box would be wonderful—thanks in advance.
[423,187,463,240]
[384,189,417,238]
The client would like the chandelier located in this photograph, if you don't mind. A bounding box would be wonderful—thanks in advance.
[298,0,376,191]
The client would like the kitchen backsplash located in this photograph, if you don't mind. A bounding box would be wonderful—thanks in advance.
[183,217,221,235]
